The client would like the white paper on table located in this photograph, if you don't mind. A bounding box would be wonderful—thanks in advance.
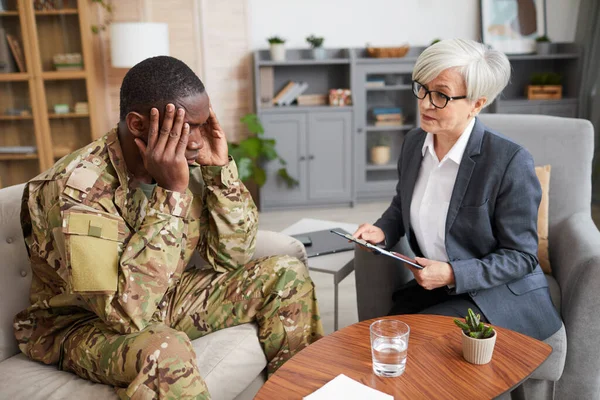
[303,374,393,400]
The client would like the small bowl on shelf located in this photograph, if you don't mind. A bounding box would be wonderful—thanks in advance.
[366,45,410,58]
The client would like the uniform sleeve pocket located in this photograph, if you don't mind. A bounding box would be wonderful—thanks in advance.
[64,210,123,293]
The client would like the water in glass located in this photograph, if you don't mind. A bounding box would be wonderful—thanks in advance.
[372,336,408,377]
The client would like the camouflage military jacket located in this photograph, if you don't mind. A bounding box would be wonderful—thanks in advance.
[14,128,258,365]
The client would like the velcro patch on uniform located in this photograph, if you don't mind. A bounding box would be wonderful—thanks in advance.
[66,212,119,241]
[66,163,101,193]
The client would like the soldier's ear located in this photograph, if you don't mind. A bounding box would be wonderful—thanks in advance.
[125,112,148,140]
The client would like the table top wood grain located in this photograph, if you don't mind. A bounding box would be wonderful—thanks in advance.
[255,314,552,399]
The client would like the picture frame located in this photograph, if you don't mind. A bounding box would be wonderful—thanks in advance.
[480,0,547,54]
[5,34,25,72]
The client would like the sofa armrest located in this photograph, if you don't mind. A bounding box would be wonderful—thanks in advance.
[550,212,600,399]
[252,230,307,266]
[355,236,415,321]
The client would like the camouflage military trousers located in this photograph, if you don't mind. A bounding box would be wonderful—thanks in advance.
[61,255,324,400]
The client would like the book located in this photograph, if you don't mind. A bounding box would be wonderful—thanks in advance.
[272,81,295,106]
[374,120,404,127]
[278,82,300,106]
[259,66,274,106]
[375,113,402,121]
[283,81,309,105]
[372,107,402,115]
[297,94,327,106]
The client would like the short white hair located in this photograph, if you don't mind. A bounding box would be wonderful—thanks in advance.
[413,39,510,108]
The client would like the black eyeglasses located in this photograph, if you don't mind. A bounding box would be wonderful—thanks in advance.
[412,81,467,109]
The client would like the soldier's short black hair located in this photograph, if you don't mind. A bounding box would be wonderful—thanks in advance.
[119,56,205,121]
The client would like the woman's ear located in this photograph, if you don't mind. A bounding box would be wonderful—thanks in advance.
[471,97,488,117]
[125,112,148,140]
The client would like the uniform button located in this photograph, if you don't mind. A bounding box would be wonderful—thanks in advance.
[6,237,13,244]
[20,270,28,277]
[92,158,101,166]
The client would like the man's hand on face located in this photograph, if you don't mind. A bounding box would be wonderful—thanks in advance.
[196,106,229,166]
[133,104,190,193]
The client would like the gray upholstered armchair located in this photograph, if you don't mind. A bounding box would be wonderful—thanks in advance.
[354,114,599,399]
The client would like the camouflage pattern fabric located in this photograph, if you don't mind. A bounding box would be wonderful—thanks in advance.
[15,128,324,399]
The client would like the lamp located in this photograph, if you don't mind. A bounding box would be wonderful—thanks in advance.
[110,22,169,68]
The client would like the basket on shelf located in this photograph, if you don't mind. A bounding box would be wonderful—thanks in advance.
[366,45,410,58]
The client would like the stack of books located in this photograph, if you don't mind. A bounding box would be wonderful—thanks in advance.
[297,94,328,106]
[371,107,403,126]
[74,102,89,114]
[272,81,309,106]
[366,77,385,88]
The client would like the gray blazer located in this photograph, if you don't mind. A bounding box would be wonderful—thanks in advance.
[374,118,562,341]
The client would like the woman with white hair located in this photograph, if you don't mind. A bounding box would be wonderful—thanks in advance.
[353,38,561,341]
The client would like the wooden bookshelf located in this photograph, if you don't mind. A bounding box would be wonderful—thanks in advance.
[0,0,98,188]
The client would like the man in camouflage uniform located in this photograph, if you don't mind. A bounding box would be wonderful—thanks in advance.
[14,56,323,399]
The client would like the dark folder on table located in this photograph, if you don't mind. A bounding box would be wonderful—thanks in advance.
[292,228,355,257]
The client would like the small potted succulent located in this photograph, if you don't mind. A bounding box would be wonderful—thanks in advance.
[527,72,563,100]
[454,309,496,365]
[369,135,391,165]
[535,35,552,55]
[267,36,286,62]
[306,34,325,60]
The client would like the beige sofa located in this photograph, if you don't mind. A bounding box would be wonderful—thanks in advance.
[0,183,307,400]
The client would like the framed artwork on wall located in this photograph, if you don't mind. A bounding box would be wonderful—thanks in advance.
[480,0,547,54]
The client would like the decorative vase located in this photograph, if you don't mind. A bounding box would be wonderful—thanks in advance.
[536,42,552,55]
[312,47,326,60]
[370,146,391,165]
[270,43,285,62]
[461,330,497,365]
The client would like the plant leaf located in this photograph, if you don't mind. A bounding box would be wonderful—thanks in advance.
[236,157,253,182]
[239,137,262,159]
[262,139,278,161]
[253,166,267,187]
[277,168,299,188]
[454,320,470,331]
[240,114,264,136]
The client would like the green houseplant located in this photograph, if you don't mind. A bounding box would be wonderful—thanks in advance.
[454,309,497,364]
[306,34,326,60]
[535,35,552,54]
[267,36,286,62]
[527,72,563,100]
[228,113,297,189]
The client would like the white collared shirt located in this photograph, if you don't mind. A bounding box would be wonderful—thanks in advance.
[410,118,476,262]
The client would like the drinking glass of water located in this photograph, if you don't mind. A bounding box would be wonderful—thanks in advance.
[370,319,410,377]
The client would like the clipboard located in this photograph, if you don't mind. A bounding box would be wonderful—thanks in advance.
[330,229,423,269]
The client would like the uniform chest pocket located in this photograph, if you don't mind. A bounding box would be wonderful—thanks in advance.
[63,210,123,293]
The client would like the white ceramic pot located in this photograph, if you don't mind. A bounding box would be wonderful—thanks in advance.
[461,330,497,365]
[370,146,391,165]
[312,47,326,60]
[536,42,552,55]
[270,43,286,62]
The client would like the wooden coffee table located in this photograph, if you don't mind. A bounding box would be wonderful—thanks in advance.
[255,314,552,399]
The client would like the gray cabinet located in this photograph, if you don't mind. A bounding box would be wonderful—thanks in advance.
[353,62,418,201]
[260,110,352,210]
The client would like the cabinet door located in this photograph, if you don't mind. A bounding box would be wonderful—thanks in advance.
[307,111,352,201]
[259,113,307,208]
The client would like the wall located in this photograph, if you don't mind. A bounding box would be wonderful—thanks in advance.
[91,0,252,141]
[249,0,580,49]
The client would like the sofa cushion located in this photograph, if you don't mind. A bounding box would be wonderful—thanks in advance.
[535,165,551,274]
[0,324,266,400]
